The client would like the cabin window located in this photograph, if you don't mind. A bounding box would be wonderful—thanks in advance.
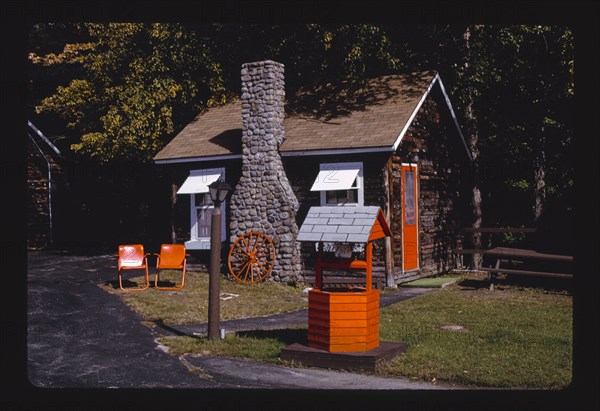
[403,169,416,225]
[325,185,358,205]
[177,168,226,249]
[310,162,364,206]
[194,193,213,238]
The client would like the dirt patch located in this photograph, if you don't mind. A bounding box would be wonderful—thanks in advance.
[440,324,468,332]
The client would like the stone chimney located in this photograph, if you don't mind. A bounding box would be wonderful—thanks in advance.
[229,60,303,284]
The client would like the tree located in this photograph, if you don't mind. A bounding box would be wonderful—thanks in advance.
[29,24,574,252]
[421,25,575,229]
[30,23,229,163]
[392,24,573,255]
[459,25,484,267]
[202,24,402,95]
[31,23,406,162]
[470,25,574,227]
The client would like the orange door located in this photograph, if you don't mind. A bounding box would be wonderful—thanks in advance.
[401,164,419,271]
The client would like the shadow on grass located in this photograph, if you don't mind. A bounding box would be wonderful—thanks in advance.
[235,329,308,346]
[103,280,120,289]
[456,278,491,290]
[103,279,151,290]
[104,279,183,290]
[154,280,181,289]
[502,275,572,293]
[151,319,308,346]
[152,319,193,337]
[457,276,572,294]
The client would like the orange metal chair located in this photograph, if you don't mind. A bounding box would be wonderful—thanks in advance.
[117,244,150,291]
[154,244,189,291]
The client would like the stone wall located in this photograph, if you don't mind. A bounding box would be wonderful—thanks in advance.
[229,60,303,284]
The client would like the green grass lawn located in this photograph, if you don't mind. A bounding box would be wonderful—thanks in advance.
[102,271,572,389]
[101,269,308,324]
[378,280,572,388]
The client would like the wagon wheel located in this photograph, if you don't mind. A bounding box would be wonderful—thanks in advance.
[228,232,275,284]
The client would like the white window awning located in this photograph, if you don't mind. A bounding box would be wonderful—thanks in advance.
[310,164,360,191]
[177,170,222,194]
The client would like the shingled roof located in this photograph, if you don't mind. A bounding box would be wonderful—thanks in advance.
[297,206,391,244]
[154,71,469,162]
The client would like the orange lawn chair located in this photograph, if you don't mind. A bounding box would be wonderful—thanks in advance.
[153,244,189,291]
[117,244,150,291]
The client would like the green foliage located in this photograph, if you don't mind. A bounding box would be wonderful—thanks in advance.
[31,23,403,162]
[31,23,228,163]
[30,24,574,226]
[447,25,574,224]
[319,24,401,83]
[205,24,401,94]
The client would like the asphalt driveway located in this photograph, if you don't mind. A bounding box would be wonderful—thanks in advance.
[26,251,453,391]
[27,252,217,388]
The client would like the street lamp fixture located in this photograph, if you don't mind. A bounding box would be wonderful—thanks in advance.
[209,180,232,205]
[207,180,232,340]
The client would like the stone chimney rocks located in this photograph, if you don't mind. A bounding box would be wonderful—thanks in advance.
[229,60,302,284]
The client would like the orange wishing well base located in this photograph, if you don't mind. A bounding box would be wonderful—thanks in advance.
[308,288,380,352]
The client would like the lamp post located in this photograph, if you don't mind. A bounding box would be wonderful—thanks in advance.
[207,180,232,341]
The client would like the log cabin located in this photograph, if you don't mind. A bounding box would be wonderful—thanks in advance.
[154,60,473,286]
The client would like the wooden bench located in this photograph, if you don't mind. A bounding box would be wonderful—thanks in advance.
[457,228,573,289]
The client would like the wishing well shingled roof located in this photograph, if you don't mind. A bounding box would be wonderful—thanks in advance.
[297,206,388,243]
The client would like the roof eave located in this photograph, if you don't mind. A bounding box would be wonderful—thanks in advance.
[154,153,242,164]
[435,74,473,162]
[280,145,393,157]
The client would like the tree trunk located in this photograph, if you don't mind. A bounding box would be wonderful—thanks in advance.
[533,124,546,223]
[532,32,549,223]
[463,26,483,269]
[467,104,483,269]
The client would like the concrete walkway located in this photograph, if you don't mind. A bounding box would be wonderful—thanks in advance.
[27,251,455,391]
[156,286,434,338]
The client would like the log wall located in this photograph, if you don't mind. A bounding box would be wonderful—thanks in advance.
[390,88,471,282]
